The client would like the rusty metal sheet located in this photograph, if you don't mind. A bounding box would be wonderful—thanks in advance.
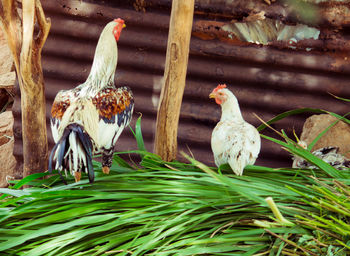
[12,0,350,176]
[136,0,350,28]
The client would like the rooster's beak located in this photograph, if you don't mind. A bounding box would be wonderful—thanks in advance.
[123,24,126,28]
[209,93,216,99]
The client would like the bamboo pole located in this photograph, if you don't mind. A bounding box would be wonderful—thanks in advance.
[154,0,194,161]
[0,0,50,176]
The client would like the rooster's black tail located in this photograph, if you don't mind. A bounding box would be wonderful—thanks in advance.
[48,123,94,183]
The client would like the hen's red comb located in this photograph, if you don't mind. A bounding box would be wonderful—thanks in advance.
[114,18,125,24]
[213,84,227,92]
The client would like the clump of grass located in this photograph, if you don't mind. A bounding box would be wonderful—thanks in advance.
[0,112,349,255]
[291,179,350,254]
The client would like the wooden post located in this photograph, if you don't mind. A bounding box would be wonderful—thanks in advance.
[154,0,194,161]
[0,0,50,176]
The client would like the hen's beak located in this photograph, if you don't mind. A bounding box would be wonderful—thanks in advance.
[209,93,216,99]
[123,24,126,28]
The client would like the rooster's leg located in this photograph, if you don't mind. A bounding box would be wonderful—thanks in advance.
[102,148,114,174]
[74,171,81,182]
[102,166,110,174]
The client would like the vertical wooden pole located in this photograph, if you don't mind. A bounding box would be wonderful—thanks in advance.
[0,0,50,176]
[154,0,194,161]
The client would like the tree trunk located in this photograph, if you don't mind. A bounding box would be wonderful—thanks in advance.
[20,73,48,175]
[154,0,194,161]
[0,0,50,176]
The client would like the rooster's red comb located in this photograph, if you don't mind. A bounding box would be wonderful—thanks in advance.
[114,18,125,24]
[213,84,227,92]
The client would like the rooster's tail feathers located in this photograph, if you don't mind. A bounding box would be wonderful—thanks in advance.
[48,123,94,183]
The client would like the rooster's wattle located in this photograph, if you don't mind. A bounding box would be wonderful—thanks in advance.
[209,84,260,175]
[49,19,134,183]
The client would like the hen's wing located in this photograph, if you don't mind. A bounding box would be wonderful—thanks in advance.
[92,86,134,169]
[242,122,261,164]
[211,121,260,175]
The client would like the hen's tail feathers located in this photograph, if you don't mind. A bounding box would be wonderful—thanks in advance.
[48,123,94,183]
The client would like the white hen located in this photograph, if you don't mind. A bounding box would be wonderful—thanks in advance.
[209,84,261,175]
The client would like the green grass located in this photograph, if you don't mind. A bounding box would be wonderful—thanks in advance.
[0,112,349,255]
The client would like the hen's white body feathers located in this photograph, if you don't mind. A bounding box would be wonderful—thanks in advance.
[212,121,260,175]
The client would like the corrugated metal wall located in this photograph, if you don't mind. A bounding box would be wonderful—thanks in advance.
[13,0,350,172]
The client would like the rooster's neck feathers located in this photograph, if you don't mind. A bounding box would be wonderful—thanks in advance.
[220,89,244,122]
[81,21,119,94]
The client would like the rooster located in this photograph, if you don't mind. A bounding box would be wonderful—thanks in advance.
[209,84,261,175]
[49,19,134,183]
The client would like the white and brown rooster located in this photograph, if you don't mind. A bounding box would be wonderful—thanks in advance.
[209,84,260,175]
[49,19,134,183]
